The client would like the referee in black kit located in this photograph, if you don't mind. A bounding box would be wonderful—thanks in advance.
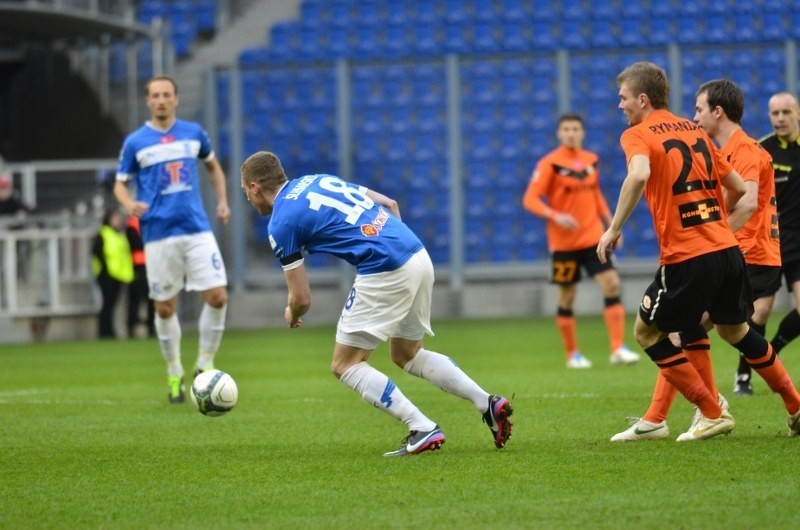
[735,92,800,395]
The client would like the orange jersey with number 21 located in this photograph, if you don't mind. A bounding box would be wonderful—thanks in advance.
[619,109,738,265]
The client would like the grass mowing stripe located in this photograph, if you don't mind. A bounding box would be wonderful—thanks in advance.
[1,317,799,529]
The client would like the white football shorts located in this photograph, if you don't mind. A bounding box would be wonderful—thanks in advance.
[336,249,435,350]
[144,232,227,301]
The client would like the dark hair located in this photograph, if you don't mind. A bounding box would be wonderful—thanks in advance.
[697,79,744,124]
[145,75,179,96]
[616,62,670,110]
[556,114,584,128]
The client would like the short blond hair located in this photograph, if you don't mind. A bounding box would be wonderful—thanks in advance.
[617,62,670,110]
[241,151,288,191]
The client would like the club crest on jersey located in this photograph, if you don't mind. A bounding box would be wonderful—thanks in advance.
[160,135,174,144]
[360,207,389,237]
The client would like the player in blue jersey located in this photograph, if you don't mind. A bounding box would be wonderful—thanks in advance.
[240,151,513,457]
[114,76,230,404]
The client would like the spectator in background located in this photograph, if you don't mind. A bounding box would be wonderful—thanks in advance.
[522,114,640,369]
[92,208,134,339]
[0,172,30,219]
[126,215,155,339]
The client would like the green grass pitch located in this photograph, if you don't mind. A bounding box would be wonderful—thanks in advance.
[2,316,799,529]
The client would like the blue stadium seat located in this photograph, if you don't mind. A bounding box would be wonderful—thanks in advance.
[109,43,127,83]
[562,1,588,20]
[501,21,529,51]
[417,105,444,132]
[704,14,729,43]
[590,0,620,19]
[561,20,588,49]
[464,105,497,131]
[473,22,502,52]
[465,130,496,160]
[677,18,704,44]
[590,19,618,47]
[238,46,268,67]
[619,18,646,47]
[733,0,760,13]
[502,0,530,22]
[355,134,382,162]
[651,0,677,17]
[530,0,558,20]
[762,12,789,41]
[328,0,351,27]
[764,0,791,11]
[444,0,471,23]
[387,134,412,162]
[352,24,382,59]
[648,18,674,45]
[413,64,445,105]
[412,23,443,56]
[196,0,217,34]
[385,1,410,25]
[137,0,166,25]
[326,26,351,58]
[299,0,322,27]
[793,9,800,39]
[298,23,324,62]
[445,23,472,53]
[384,24,410,58]
[530,22,557,49]
[356,0,380,26]
[734,14,758,41]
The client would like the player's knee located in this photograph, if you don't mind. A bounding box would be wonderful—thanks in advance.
[205,288,228,308]
[331,359,351,379]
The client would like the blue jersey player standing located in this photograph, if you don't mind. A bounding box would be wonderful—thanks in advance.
[240,151,513,456]
[114,76,229,404]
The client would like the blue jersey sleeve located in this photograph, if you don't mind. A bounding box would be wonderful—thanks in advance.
[116,137,139,180]
[268,218,305,269]
[198,126,213,161]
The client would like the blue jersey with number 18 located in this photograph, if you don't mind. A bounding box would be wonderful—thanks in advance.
[268,174,424,274]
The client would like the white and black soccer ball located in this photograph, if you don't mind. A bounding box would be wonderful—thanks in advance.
[190,369,238,416]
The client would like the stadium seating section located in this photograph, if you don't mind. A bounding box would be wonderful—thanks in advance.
[109,0,218,79]
[148,0,800,264]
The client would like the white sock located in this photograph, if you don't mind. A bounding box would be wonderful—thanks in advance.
[155,314,182,377]
[340,362,436,432]
[197,303,227,369]
[403,349,489,411]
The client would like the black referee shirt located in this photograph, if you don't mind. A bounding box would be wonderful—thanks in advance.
[761,132,800,262]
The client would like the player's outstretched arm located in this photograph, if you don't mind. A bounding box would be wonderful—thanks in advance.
[284,263,311,328]
[205,158,230,224]
[365,189,401,219]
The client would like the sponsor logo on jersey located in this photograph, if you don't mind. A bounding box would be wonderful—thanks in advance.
[360,207,389,237]
[679,199,722,228]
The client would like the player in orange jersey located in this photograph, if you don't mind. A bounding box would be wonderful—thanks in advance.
[611,79,782,441]
[523,114,640,369]
[598,62,800,440]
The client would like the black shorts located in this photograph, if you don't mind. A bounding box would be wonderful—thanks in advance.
[747,264,781,300]
[639,246,753,333]
[550,246,616,285]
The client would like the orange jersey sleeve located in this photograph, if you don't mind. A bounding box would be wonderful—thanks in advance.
[723,129,780,266]
[619,110,739,265]
[523,146,609,251]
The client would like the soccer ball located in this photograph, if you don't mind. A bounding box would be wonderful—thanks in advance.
[190,369,238,416]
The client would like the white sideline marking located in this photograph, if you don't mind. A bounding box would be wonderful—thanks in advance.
[0,388,50,397]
